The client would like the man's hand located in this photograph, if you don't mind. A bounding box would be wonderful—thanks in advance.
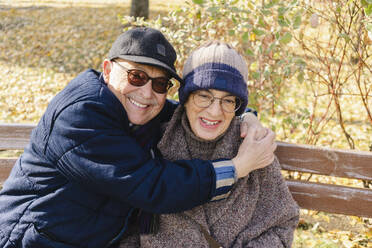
[240,112,268,140]
[233,126,277,178]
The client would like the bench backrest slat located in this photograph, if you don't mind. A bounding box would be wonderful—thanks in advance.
[276,141,372,181]
[287,180,372,218]
[1,124,372,218]
[0,124,35,150]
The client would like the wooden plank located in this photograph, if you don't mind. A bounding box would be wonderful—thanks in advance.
[0,123,35,150]
[276,141,372,181]
[0,158,16,184]
[287,179,372,218]
[2,161,372,217]
[2,125,371,180]
[1,124,372,218]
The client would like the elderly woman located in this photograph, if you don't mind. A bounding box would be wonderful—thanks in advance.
[120,41,299,247]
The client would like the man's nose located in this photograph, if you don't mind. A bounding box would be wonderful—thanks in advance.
[140,79,153,98]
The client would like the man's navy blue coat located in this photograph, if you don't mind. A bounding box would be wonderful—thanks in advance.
[0,70,218,247]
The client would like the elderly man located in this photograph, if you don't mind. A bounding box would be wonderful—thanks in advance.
[0,27,276,247]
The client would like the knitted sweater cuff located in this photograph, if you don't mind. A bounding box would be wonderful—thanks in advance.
[210,160,237,201]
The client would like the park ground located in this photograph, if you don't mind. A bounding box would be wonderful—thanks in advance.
[0,0,371,247]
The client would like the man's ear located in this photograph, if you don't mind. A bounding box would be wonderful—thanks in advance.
[102,59,112,84]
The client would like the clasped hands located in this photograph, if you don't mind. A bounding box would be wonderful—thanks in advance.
[233,113,277,178]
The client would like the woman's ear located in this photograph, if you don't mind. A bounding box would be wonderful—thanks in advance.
[102,59,112,84]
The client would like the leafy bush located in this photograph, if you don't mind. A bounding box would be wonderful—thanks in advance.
[119,0,372,151]
[120,0,305,113]
[292,0,372,150]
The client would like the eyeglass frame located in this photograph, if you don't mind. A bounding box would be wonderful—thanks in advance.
[191,90,242,113]
[112,60,173,94]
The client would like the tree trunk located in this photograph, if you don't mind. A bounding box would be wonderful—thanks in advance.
[130,0,149,19]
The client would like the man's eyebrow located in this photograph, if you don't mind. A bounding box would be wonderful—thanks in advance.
[132,64,169,78]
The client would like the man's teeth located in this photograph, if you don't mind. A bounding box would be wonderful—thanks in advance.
[129,98,147,108]
[201,118,219,125]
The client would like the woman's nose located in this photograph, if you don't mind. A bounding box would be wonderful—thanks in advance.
[207,99,223,115]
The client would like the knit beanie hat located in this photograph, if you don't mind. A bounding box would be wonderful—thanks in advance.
[179,41,249,115]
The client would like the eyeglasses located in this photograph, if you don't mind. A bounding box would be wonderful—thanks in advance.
[113,61,173,94]
[192,90,241,113]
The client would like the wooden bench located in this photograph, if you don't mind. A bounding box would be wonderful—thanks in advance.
[1,123,372,218]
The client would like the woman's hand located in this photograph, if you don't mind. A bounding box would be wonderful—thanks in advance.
[240,112,268,141]
[233,126,277,178]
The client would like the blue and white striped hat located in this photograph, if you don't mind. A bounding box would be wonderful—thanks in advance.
[179,41,249,115]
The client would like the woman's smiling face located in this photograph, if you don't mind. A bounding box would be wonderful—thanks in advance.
[184,89,236,141]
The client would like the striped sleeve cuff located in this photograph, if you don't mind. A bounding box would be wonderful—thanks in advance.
[210,160,237,201]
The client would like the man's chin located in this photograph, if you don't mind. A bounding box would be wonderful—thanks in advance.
[124,100,164,125]
[127,113,156,125]
[128,117,147,125]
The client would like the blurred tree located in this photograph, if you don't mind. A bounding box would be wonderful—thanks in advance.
[130,0,149,19]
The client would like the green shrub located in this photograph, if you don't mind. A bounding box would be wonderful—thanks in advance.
[120,0,371,151]
[120,0,304,113]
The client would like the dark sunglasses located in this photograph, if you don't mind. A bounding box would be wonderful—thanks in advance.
[113,61,173,94]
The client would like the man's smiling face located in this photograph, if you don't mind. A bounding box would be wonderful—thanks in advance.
[103,59,168,125]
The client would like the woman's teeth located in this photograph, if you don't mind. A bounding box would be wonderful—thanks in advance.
[201,118,219,125]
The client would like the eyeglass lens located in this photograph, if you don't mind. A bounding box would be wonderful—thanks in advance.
[114,62,172,94]
[127,70,172,94]
[193,91,241,113]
